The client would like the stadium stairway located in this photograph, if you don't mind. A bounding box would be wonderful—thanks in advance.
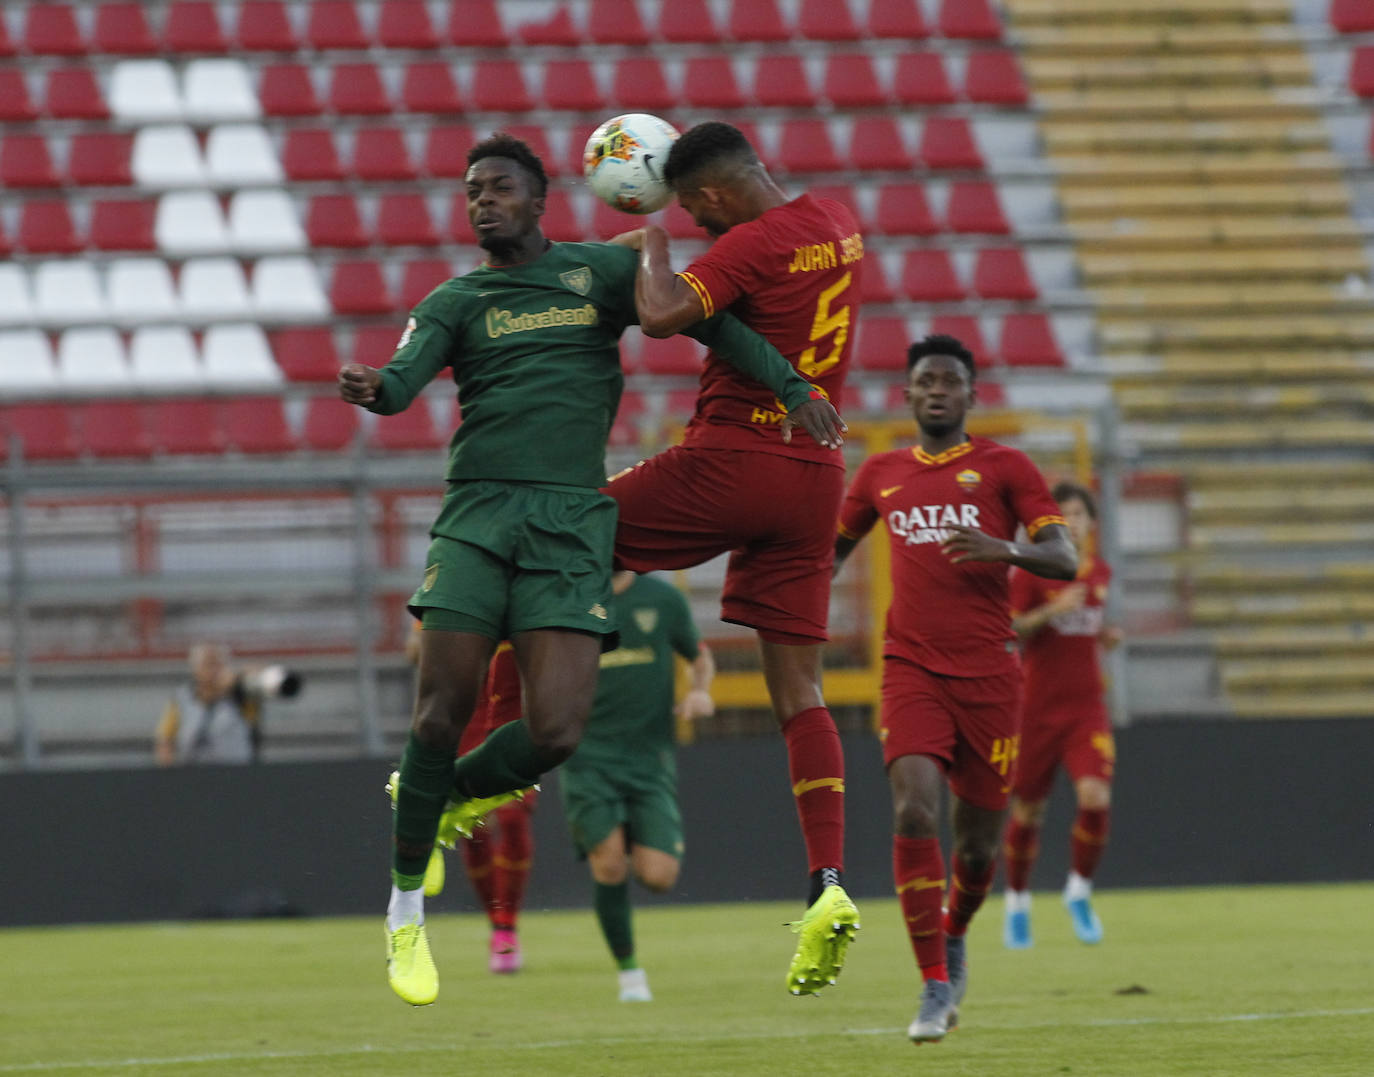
[1006,0,1374,718]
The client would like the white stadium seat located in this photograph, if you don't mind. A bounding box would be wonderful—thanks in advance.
[204,124,283,186]
[109,60,183,123]
[132,125,206,188]
[227,189,305,252]
[0,264,35,327]
[201,323,282,385]
[107,258,181,323]
[155,190,230,255]
[0,329,58,390]
[182,59,261,123]
[251,256,330,320]
[179,257,253,320]
[33,261,106,325]
[57,327,131,388]
[129,326,204,387]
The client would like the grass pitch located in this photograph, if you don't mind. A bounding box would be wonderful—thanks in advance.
[2,883,1371,1076]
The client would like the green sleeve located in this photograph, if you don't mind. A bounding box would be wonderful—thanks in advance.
[369,297,459,416]
[682,314,815,412]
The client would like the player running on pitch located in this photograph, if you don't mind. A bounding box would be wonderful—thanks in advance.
[833,334,1077,1043]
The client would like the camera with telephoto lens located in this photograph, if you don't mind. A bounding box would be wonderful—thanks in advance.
[240,665,304,698]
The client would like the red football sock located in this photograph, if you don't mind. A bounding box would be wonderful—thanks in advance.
[491,800,534,931]
[1071,808,1110,879]
[943,854,995,937]
[781,707,845,874]
[461,828,496,922]
[1003,818,1041,892]
[894,835,948,982]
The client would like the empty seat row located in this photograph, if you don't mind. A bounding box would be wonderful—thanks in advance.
[0,1,1002,57]
[852,312,1068,369]
[851,247,1049,305]
[0,257,329,324]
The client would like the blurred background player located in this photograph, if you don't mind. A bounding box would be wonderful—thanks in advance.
[833,335,1077,1044]
[340,133,831,1007]
[559,571,714,1003]
[607,120,862,995]
[1003,482,1124,949]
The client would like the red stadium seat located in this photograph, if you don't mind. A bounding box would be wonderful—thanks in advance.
[930,315,991,362]
[259,64,322,116]
[589,0,650,45]
[860,254,897,304]
[901,249,966,302]
[23,5,86,55]
[282,128,345,181]
[591,198,643,240]
[236,1,299,51]
[851,117,915,172]
[378,194,439,247]
[809,183,863,227]
[68,132,132,185]
[147,400,227,455]
[542,58,604,112]
[271,327,341,382]
[939,0,1003,39]
[662,202,702,240]
[306,194,371,248]
[658,0,723,43]
[611,58,674,112]
[778,120,843,175]
[752,55,816,108]
[94,3,157,53]
[1,135,60,188]
[372,400,445,450]
[90,199,157,250]
[1331,0,1374,32]
[727,0,790,41]
[894,52,957,106]
[352,127,417,181]
[852,316,910,372]
[0,70,38,121]
[302,397,359,451]
[1,405,80,461]
[223,397,296,454]
[682,57,747,109]
[868,0,930,38]
[515,7,580,46]
[964,50,1030,105]
[662,389,701,426]
[823,53,887,107]
[972,248,1038,300]
[77,401,152,459]
[501,125,560,176]
[0,216,12,257]
[471,60,536,113]
[999,313,1065,366]
[945,181,1011,235]
[349,325,405,366]
[44,67,109,119]
[422,124,476,178]
[800,0,859,39]
[379,1,440,48]
[19,199,82,254]
[402,62,462,114]
[640,335,705,376]
[1350,47,1374,98]
[399,259,452,308]
[331,261,396,315]
[874,184,938,235]
[919,116,984,170]
[163,2,228,52]
[308,2,369,49]
[609,391,647,448]
[0,12,14,56]
[538,190,587,242]
[329,64,392,115]
[449,0,509,46]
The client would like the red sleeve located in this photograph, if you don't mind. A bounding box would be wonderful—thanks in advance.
[1006,451,1064,539]
[676,221,765,318]
[1008,567,1042,617]
[837,455,881,542]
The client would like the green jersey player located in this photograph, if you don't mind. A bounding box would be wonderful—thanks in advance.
[559,571,714,1003]
[338,133,842,1007]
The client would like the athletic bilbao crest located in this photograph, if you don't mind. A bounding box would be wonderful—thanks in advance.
[956,468,982,491]
[559,267,592,296]
[633,608,658,634]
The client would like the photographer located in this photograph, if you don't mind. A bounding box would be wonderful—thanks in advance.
[154,642,302,765]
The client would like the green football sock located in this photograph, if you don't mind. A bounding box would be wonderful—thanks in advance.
[451,719,547,799]
[391,731,455,889]
[594,881,636,968]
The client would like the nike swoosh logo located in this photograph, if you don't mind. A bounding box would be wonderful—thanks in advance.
[881,486,902,498]
[642,153,658,179]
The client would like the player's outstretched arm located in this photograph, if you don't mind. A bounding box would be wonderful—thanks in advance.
[941,522,1077,580]
[676,643,716,721]
[338,364,382,407]
[634,225,707,337]
[833,534,861,577]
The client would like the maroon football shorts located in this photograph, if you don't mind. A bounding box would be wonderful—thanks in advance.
[1013,703,1115,803]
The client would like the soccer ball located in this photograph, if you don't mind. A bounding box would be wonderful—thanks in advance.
[583,113,680,215]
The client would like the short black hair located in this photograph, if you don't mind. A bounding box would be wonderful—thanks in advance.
[663,121,759,188]
[905,333,976,383]
[466,132,548,197]
[1052,481,1097,519]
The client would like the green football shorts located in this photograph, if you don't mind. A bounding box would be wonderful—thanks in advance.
[559,754,684,861]
[409,480,618,643]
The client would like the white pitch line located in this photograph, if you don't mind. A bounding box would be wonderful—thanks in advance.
[2,1007,1371,1073]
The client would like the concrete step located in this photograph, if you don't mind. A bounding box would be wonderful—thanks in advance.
[1094,283,1371,316]
[1100,314,1374,352]
[1212,625,1374,656]
[1194,590,1374,623]
[1061,182,1351,219]
[1024,52,1313,91]
[1037,86,1324,121]
[1072,215,1365,251]
[1042,116,1330,154]
[1186,519,1374,551]
[1014,23,1302,56]
[1081,247,1368,285]
[1227,691,1374,719]
[1222,655,1374,691]
[1116,382,1374,418]
[1053,152,1344,187]
[1009,0,1294,26]
[1187,489,1374,524]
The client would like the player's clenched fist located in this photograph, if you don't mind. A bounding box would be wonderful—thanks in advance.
[339,363,382,406]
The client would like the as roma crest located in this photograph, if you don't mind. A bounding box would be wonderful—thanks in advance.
[956,468,982,491]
